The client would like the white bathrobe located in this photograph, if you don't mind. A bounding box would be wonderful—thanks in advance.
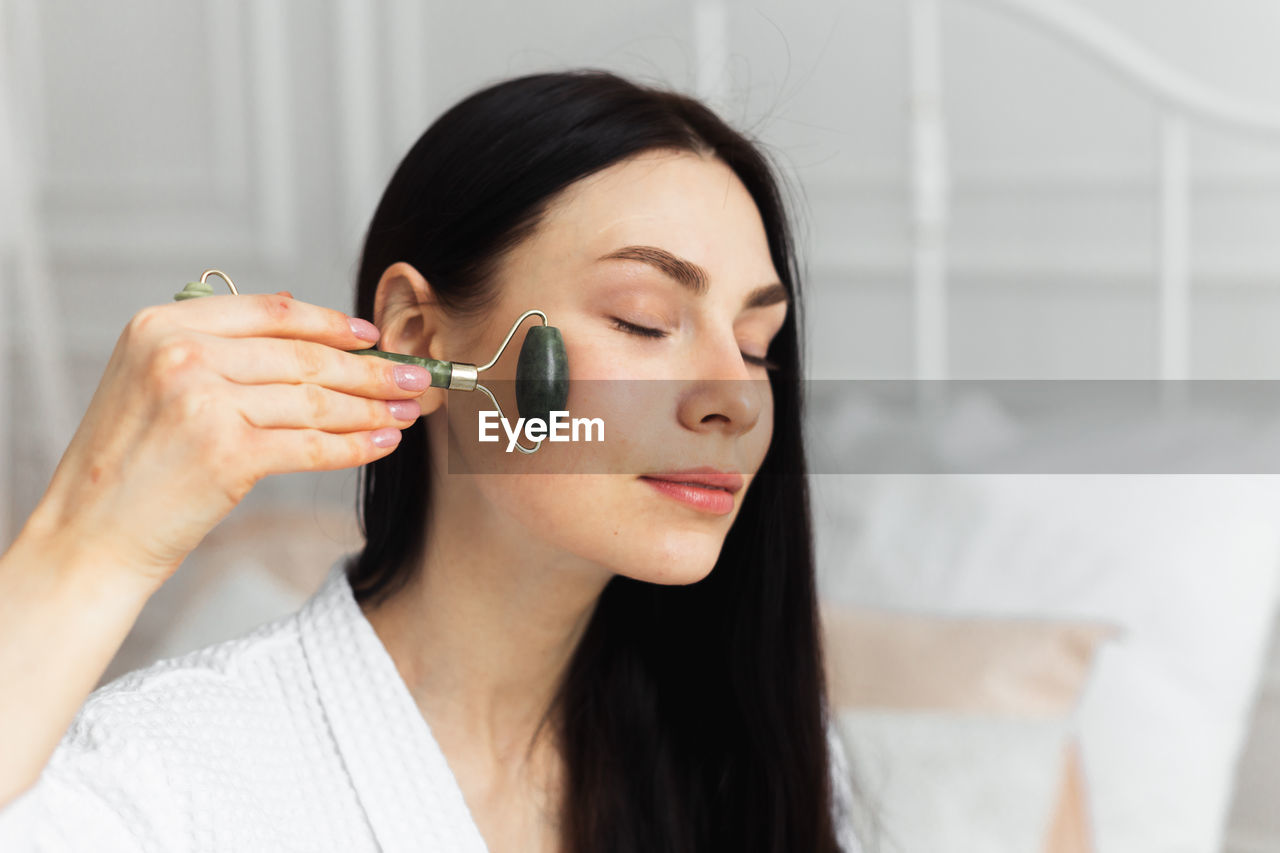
[0,556,862,852]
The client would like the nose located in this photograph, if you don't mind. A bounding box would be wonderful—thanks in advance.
[675,335,767,436]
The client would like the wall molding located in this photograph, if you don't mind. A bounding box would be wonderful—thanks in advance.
[806,254,1280,288]
[39,2,247,201]
[384,0,430,163]
[802,165,1280,198]
[332,0,382,260]
[35,0,298,267]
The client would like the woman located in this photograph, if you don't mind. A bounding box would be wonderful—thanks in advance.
[0,70,862,851]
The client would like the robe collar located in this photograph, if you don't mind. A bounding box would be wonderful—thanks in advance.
[298,555,490,853]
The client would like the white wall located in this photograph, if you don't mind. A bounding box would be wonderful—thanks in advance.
[6,0,1280,514]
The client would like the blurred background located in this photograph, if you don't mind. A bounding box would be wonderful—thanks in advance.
[4,1,1280,851]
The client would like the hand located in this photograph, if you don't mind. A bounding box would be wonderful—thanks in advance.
[22,290,425,588]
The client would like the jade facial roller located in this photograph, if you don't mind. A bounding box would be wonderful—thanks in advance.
[174,269,569,454]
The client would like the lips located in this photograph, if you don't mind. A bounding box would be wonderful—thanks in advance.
[639,467,744,494]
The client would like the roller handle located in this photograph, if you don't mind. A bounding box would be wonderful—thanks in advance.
[174,280,454,389]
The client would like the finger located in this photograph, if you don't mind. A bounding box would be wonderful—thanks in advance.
[195,333,432,400]
[159,292,380,350]
[253,426,403,477]
[235,382,420,431]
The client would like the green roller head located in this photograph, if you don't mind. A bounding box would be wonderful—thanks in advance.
[515,325,569,424]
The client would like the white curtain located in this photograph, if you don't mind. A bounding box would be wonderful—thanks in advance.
[0,0,74,547]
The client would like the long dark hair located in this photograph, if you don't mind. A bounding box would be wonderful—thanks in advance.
[348,69,846,852]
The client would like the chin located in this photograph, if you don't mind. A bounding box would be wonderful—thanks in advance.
[613,534,723,586]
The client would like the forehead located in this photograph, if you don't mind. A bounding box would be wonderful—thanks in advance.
[521,149,777,279]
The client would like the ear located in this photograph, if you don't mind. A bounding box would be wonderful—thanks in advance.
[371,261,448,415]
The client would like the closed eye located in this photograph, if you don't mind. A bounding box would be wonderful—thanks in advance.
[609,317,781,372]
[610,317,666,339]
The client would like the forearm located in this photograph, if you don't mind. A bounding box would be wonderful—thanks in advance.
[0,517,160,808]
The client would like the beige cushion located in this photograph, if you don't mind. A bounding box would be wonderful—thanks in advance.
[820,603,1114,852]
[820,603,1118,715]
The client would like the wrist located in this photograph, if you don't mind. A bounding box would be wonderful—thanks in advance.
[7,512,167,608]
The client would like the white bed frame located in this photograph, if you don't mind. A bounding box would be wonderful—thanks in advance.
[909,0,1280,383]
[694,0,1280,382]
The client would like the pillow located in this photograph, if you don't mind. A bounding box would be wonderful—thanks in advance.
[834,710,1076,853]
[821,603,1113,851]
[813,473,1280,853]
[821,603,1116,713]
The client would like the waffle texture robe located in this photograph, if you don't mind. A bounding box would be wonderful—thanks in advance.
[0,555,863,851]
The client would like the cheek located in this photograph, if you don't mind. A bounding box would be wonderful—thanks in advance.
[476,473,730,584]
[473,474,636,561]
[562,322,625,393]
[756,388,775,463]
[476,475,615,548]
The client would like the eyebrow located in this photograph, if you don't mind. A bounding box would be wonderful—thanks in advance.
[596,245,790,310]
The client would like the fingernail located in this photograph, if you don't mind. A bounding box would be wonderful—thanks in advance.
[349,317,380,342]
[386,399,420,421]
[394,364,430,391]
[371,428,402,448]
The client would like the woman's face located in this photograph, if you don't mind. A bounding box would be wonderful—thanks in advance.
[424,149,788,586]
